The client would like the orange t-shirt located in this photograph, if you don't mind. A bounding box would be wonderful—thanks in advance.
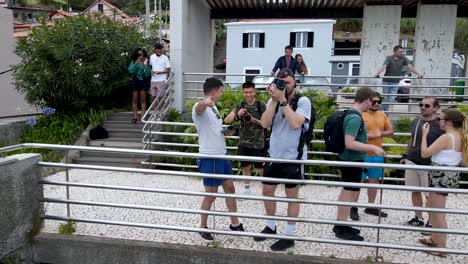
[362,111,393,156]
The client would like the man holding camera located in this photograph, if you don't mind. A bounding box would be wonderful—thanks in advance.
[225,81,267,195]
[192,78,245,242]
[255,68,312,251]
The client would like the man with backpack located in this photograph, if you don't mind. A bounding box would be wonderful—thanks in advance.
[325,87,385,241]
[224,81,267,195]
[254,68,313,251]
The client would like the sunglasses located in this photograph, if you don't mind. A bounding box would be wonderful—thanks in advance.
[437,117,447,122]
[419,103,432,108]
[372,100,382,105]
[277,68,294,78]
[210,107,220,119]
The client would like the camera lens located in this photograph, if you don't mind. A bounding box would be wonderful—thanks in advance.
[275,79,286,90]
[243,114,251,122]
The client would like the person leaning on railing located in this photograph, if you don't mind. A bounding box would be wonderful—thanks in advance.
[418,108,468,258]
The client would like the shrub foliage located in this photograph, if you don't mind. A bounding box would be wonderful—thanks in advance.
[13,14,145,113]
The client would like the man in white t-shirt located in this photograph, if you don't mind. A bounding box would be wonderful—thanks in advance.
[192,78,245,242]
[149,43,171,104]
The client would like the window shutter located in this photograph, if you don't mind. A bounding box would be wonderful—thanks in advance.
[307,32,314,47]
[290,32,296,47]
[98,3,104,13]
[259,33,265,48]
[242,33,248,48]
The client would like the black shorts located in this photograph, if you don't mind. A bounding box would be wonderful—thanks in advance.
[130,78,150,92]
[238,145,264,168]
[339,161,364,192]
[263,163,303,188]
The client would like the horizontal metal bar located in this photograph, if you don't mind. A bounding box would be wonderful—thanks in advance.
[42,197,468,235]
[38,163,468,194]
[42,215,468,255]
[2,143,465,173]
[185,80,468,89]
[183,72,468,80]
[142,131,408,147]
[336,101,458,106]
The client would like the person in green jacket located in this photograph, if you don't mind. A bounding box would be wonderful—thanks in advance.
[129,48,151,123]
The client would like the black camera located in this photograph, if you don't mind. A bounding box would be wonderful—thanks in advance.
[242,112,252,122]
[272,79,287,90]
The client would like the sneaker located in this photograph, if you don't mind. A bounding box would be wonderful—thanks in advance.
[333,225,360,235]
[406,216,424,227]
[253,226,276,242]
[364,208,388,218]
[270,239,295,251]
[229,223,245,232]
[334,226,365,241]
[421,222,432,236]
[198,227,214,242]
[350,207,360,221]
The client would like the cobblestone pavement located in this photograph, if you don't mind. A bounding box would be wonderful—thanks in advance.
[43,169,468,263]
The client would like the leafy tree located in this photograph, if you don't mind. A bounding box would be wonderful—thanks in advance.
[13,14,146,113]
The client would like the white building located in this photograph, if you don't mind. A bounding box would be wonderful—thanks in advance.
[225,19,335,85]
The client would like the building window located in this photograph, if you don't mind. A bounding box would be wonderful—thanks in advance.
[245,69,260,82]
[98,3,104,12]
[348,63,360,85]
[27,13,33,20]
[242,33,265,48]
[290,32,314,48]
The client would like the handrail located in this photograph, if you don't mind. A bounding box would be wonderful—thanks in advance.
[1,143,467,173]
[185,80,468,89]
[183,72,468,80]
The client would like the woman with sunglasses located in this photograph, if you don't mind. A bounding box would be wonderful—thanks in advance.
[419,108,468,257]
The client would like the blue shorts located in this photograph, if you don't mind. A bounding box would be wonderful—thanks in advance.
[362,156,384,179]
[198,158,233,187]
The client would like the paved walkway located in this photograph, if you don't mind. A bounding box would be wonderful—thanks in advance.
[43,169,468,263]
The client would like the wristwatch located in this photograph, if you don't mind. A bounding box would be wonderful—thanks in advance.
[279,101,288,107]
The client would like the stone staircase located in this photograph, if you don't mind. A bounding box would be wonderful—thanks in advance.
[72,112,148,168]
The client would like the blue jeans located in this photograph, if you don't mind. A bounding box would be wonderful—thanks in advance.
[382,81,399,112]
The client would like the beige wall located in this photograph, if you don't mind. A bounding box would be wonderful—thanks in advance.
[0,7,36,117]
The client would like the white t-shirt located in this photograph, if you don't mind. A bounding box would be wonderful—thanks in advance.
[192,103,226,155]
[149,54,171,82]
[267,96,311,160]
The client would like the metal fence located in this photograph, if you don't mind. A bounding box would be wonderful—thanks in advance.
[183,73,468,115]
[1,143,467,261]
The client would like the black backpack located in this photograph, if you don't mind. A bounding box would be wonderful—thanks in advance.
[324,109,363,154]
[89,125,109,140]
[273,94,316,159]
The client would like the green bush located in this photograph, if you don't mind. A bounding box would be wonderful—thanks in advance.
[13,14,145,114]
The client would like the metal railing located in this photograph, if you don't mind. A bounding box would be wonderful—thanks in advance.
[141,72,175,151]
[183,72,468,114]
[1,143,468,261]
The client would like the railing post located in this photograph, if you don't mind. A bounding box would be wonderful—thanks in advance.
[65,150,71,220]
[374,161,385,262]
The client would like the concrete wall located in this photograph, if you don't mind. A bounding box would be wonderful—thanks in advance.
[34,233,366,264]
[225,20,335,85]
[413,4,457,95]
[359,4,401,87]
[0,7,36,117]
[171,0,214,111]
[0,121,25,146]
[0,154,43,262]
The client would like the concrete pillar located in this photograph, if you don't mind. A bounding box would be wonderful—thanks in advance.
[412,4,457,97]
[359,4,402,88]
[0,154,43,262]
[171,1,214,111]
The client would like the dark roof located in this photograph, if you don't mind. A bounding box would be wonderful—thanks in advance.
[206,0,468,18]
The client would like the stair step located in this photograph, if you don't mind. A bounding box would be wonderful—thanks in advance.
[102,121,144,129]
[88,139,144,149]
[74,156,145,164]
[106,128,143,139]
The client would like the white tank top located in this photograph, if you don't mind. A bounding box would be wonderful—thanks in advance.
[431,133,463,166]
